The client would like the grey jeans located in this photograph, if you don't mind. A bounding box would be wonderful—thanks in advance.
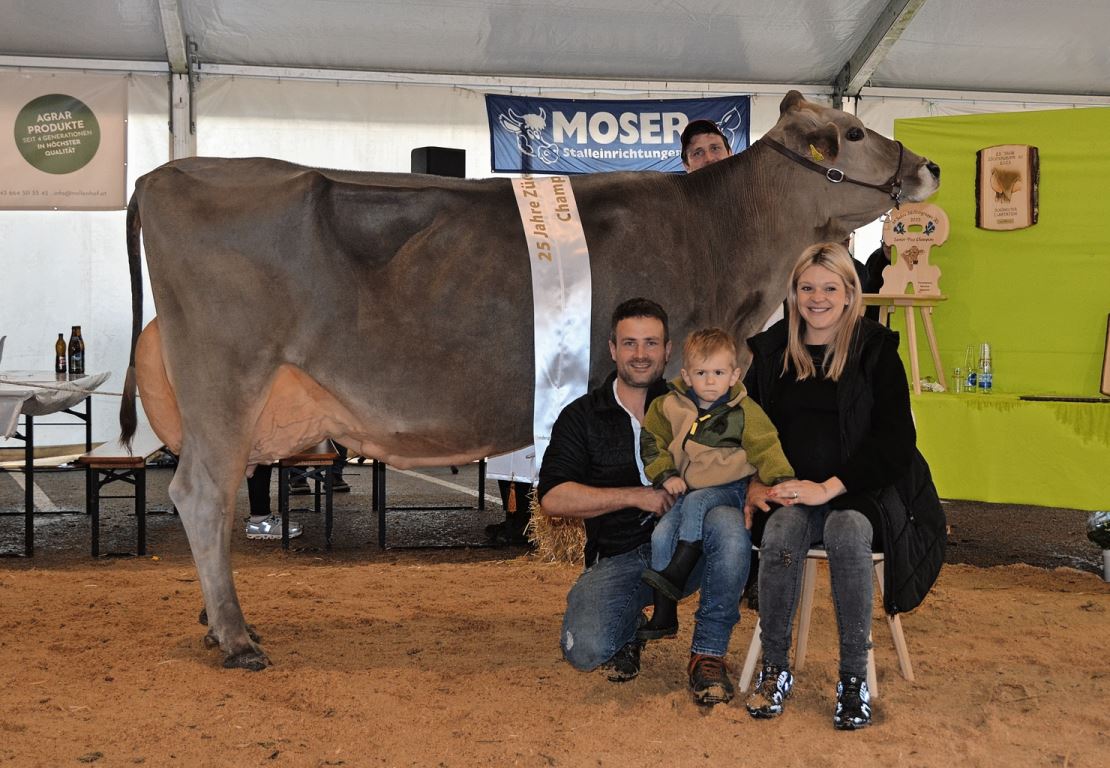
[757,504,874,678]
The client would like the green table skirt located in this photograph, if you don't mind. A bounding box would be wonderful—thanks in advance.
[912,393,1110,511]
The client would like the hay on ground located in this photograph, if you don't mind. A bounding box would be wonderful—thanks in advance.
[528,494,584,565]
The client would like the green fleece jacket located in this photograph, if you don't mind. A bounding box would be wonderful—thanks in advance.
[640,377,794,490]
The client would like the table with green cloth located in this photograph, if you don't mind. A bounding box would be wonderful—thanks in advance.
[912,392,1110,511]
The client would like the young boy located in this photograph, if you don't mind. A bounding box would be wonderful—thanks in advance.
[638,328,793,639]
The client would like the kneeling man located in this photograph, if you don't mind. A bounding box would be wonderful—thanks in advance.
[537,297,751,705]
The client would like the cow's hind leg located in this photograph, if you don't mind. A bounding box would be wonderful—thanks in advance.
[197,606,262,644]
[170,444,270,670]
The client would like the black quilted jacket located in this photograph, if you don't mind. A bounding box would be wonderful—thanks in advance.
[746,318,946,615]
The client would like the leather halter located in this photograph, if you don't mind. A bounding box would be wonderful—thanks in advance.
[759,136,906,208]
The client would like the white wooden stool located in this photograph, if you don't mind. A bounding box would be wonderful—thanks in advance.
[739,548,914,699]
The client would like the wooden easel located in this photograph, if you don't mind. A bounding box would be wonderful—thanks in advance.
[862,294,947,394]
[862,203,949,394]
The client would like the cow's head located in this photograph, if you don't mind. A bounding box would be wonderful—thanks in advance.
[990,167,1022,202]
[762,91,940,217]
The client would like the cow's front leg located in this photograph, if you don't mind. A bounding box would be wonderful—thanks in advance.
[170,445,270,670]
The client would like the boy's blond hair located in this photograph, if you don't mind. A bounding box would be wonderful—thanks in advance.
[682,328,737,368]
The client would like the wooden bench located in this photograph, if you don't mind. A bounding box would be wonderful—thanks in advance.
[277,446,339,550]
[76,427,165,557]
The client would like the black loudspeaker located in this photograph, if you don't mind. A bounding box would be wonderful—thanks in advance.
[411,146,466,178]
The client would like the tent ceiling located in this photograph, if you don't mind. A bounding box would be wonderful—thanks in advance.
[2,0,1108,98]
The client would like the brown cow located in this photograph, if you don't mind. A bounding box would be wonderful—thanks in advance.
[122,91,939,669]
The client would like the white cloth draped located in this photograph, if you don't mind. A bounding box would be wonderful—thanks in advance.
[0,370,110,439]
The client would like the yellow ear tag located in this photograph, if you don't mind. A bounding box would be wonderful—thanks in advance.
[809,144,825,162]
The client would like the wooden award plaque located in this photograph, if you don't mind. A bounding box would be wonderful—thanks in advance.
[976,144,1039,230]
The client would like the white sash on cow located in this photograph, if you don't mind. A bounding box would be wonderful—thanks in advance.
[510,174,591,479]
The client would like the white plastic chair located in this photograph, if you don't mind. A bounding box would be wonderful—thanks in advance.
[739,547,915,699]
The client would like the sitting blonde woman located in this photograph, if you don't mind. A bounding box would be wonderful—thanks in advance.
[742,242,945,730]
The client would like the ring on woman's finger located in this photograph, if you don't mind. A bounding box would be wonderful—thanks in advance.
[792,491,799,500]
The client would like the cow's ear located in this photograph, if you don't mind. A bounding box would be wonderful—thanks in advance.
[779,90,806,115]
[805,123,840,163]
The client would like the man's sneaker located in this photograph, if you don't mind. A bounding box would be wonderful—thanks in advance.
[245,514,302,540]
[605,641,643,683]
[745,663,794,718]
[688,653,734,706]
[289,477,312,496]
[332,477,351,493]
[833,675,872,730]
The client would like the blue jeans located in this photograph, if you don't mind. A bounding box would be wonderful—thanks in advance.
[757,504,874,678]
[650,478,749,568]
[561,504,750,669]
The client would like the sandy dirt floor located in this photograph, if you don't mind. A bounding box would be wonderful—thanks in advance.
[1,462,1107,767]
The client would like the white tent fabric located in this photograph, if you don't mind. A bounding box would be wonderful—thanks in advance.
[2,1,1108,98]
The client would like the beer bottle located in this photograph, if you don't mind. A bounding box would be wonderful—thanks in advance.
[55,333,67,375]
[68,325,85,377]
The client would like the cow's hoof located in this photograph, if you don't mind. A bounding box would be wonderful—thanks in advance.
[223,649,270,671]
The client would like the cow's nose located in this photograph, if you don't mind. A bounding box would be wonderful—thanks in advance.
[926,161,940,180]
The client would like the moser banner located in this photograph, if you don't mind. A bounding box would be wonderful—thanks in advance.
[1,72,128,210]
[486,94,749,174]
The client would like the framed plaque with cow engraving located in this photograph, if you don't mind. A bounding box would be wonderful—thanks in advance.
[976,144,1039,230]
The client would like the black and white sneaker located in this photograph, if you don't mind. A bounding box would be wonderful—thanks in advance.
[833,675,872,730]
[745,663,794,718]
[605,641,643,683]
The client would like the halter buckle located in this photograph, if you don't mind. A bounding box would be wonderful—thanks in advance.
[890,182,904,208]
[826,168,845,183]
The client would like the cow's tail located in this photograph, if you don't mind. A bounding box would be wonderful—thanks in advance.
[120,191,143,448]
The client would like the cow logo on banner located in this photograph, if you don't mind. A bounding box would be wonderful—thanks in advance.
[486,94,750,175]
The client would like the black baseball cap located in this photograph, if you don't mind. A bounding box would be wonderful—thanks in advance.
[680,119,730,161]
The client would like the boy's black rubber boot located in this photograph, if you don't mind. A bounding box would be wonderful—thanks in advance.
[641,540,703,601]
[637,593,678,640]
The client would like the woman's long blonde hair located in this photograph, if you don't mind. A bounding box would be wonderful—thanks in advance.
[782,242,863,381]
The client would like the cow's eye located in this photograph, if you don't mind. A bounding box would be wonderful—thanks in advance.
[847,127,865,142]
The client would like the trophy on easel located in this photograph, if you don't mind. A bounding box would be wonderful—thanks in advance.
[880,203,948,297]
[863,203,950,393]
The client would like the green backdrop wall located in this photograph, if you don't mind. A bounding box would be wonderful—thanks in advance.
[893,108,1109,511]
[895,107,1108,396]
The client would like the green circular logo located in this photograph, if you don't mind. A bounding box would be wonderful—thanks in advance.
[14,93,101,175]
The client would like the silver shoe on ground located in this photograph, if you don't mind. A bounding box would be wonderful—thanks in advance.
[245,514,302,540]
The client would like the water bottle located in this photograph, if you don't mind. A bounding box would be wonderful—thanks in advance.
[964,345,977,391]
[978,342,992,394]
